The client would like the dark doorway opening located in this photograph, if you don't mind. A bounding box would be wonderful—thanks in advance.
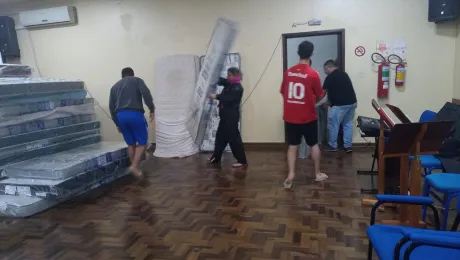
[282,29,346,148]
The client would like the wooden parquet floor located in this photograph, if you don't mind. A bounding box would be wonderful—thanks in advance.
[0,149,385,260]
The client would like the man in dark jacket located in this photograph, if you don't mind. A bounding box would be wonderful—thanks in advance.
[322,60,357,153]
[109,67,155,178]
[208,67,248,168]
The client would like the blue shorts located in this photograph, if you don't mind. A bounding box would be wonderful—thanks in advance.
[116,110,148,146]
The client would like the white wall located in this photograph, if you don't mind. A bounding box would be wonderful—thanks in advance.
[454,23,460,100]
[0,0,457,143]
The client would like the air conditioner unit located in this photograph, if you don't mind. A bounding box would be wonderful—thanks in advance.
[19,6,77,28]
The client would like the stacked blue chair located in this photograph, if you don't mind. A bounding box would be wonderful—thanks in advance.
[422,174,460,230]
[409,110,442,177]
[366,194,460,260]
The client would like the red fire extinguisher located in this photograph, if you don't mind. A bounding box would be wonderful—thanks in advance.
[377,62,390,98]
[395,63,406,86]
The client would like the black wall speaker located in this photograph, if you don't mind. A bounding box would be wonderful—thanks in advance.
[429,0,460,23]
[0,16,20,57]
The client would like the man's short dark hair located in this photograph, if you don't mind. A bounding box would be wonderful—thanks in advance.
[227,67,241,77]
[324,59,337,68]
[297,41,314,60]
[121,67,135,78]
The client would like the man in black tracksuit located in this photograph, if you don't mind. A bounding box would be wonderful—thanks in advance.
[208,67,248,168]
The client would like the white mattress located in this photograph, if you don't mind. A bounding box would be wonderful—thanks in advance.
[186,18,239,147]
[153,55,200,158]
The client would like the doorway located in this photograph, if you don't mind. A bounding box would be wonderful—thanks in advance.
[282,29,346,148]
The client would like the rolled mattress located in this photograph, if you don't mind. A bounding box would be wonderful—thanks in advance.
[153,55,200,158]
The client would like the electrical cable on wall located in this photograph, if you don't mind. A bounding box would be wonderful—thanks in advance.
[241,35,282,106]
[28,31,114,121]
[27,30,42,77]
[84,85,113,120]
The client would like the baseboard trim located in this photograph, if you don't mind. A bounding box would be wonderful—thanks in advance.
[148,142,374,152]
[244,143,285,150]
[453,98,460,105]
[243,142,373,151]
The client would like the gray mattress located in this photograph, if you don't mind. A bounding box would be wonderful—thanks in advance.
[0,98,93,120]
[0,134,101,167]
[3,142,127,180]
[0,77,84,98]
[0,90,87,107]
[0,129,101,162]
[0,114,96,138]
[0,157,129,199]
[0,64,32,77]
[0,121,100,148]
[0,166,130,217]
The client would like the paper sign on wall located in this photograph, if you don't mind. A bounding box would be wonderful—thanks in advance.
[376,41,391,57]
[392,39,406,59]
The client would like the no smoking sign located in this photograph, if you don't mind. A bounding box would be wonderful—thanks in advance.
[355,46,366,57]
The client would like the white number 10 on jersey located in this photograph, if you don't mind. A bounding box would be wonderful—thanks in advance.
[288,82,305,100]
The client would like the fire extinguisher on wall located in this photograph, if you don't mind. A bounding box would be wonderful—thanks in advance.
[377,62,390,98]
[395,63,406,86]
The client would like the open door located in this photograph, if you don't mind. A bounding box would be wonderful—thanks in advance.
[282,29,346,151]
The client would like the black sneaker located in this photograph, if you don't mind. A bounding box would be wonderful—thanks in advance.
[343,147,352,153]
[323,145,338,152]
[209,157,221,164]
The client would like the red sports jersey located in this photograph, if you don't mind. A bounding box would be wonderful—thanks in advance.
[280,63,324,124]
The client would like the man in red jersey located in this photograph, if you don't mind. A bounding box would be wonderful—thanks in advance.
[280,41,328,189]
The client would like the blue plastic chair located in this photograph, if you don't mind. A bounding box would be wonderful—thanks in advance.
[409,110,442,177]
[367,194,460,260]
[422,173,460,230]
[419,110,437,123]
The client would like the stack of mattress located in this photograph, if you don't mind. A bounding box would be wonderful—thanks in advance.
[0,77,129,217]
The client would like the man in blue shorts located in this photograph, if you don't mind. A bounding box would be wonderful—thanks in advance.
[109,67,155,178]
